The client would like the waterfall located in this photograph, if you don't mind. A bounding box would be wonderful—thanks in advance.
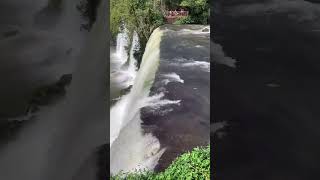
[128,32,140,71]
[127,31,140,81]
[0,0,107,179]
[110,30,140,92]
[110,28,165,174]
[115,28,129,65]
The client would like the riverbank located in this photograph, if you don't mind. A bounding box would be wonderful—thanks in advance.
[111,145,210,180]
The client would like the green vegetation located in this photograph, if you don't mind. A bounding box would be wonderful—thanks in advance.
[111,145,210,180]
[172,0,209,25]
[110,0,209,64]
[173,16,194,25]
[111,0,165,61]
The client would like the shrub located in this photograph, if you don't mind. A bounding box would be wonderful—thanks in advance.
[177,0,209,25]
[173,16,195,25]
[110,145,210,180]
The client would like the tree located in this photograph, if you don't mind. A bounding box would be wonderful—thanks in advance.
[178,0,209,24]
[111,0,165,64]
[163,0,181,9]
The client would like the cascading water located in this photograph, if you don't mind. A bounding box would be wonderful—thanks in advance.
[127,31,140,80]
[110,28,172,174]
[115,29,129,65]
[110,29,140,99]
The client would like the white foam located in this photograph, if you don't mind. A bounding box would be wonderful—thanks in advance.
[178,26,210,35]
[115,31,129,64]
[111,30,140,89]
[143,93,181,116]
[166,57,210,72]
[182,61,210,72]
[110,29,166,175]
[161,73,184,85]
[145,92,181,109]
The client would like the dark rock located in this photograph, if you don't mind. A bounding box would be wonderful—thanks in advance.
[202,27,210,32]
[119,85,132,96]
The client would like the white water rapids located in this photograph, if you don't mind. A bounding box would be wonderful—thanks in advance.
[110,28,181,174]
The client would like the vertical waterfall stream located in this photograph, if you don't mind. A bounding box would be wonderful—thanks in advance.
[110,28,167,174]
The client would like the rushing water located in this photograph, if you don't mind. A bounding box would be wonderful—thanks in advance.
[110,28,166,174]
[110,25,210,174]
[110,30,140,100]
[142,25,210,171]
[115,30,129,65]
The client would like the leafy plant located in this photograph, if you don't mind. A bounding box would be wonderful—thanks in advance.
[110,145,210,180]
[173,16,194,25]
[111,0,165,64]
[179,0,209,24]
[111,0,164,41]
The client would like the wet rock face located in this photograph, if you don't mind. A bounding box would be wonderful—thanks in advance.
[212,1,320,179]
[202,27,210,32]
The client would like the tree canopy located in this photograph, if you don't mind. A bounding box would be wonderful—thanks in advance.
[110,0,164,42]
[176,0,209,24]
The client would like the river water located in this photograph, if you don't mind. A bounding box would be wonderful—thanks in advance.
[110,25,210,174]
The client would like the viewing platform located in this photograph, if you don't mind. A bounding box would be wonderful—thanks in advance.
[164,10,189,24]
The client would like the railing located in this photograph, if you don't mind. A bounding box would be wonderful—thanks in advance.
[164,10,189,17]
[164,10,189,24]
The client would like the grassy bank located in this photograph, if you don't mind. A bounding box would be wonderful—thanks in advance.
[111,145,210,180]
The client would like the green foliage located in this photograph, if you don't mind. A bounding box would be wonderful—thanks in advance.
[162,0,209,25]
[164,0,181,9]
[159,145,210,180]
[110,0,165,41]
[173,16,194,25]
[179,0,209,24]
[110,145,210,180]
[111,0,165,64]
[111,170,157,180]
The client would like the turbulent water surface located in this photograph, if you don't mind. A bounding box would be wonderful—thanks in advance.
[110,24,210,174]
[144,25,210,171]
